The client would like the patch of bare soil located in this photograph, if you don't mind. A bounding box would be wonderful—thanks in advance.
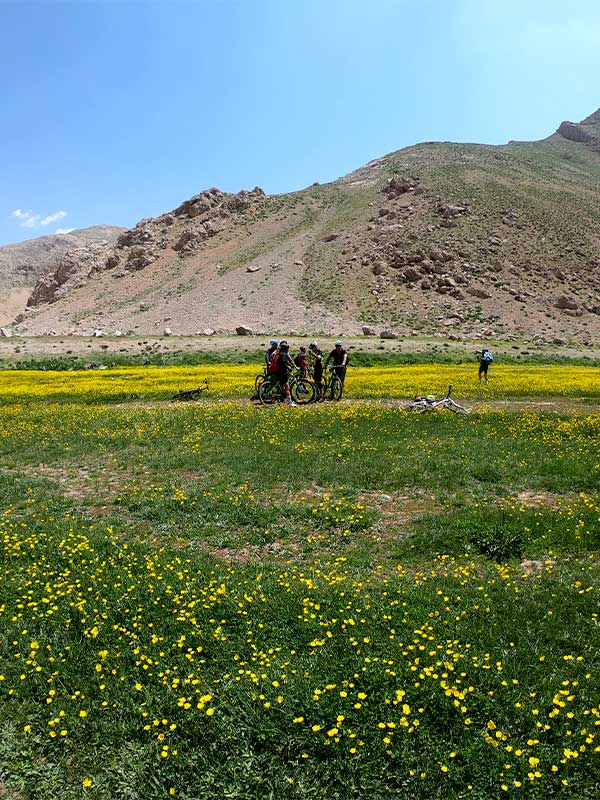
[4,462,153,513]
[520,558,555,574]
[516,490,562,508]
[209,539,301,566]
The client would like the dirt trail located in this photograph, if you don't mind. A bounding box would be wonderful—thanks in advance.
[102,397,599,413]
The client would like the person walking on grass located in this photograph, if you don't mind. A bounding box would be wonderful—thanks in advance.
[476,347,493,384]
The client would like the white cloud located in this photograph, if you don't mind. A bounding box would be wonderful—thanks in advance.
[55,227,74,234]
[10,208,68,230]
[40,210,67,226]
[22,214,41,228]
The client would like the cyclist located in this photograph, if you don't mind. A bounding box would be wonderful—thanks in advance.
[325,339,349,396]
[265,338,279,368]
[295,346,309,376]
[271,340,297,406]
[308,340,324,401]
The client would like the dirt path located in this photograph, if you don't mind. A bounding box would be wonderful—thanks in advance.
[104,396,599,413]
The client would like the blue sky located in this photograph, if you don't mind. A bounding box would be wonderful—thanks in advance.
[2,0,600,245]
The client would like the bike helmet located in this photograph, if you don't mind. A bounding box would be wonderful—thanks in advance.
[270,338,279,345]
[279,339,289,352]
[335,339,343,346]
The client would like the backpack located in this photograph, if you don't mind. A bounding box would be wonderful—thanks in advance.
[482,351,493,363]
[267,350,281,373]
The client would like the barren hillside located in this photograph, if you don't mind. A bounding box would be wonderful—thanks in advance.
[0,226,124,326]
[10,109,600,343]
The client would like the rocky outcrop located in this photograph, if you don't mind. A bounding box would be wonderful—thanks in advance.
[172,186,264,219]
[556,111,600,151]
[382,176,419,199]
[104,186,267,271]
[0,226,124,290]
[24,186,268,309]
[555,295,579,310]
[27,242,113,307]
[173,222,219,254]
[557,122,595,144]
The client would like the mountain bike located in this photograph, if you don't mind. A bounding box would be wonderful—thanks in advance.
[404,385,469,414]
[172,379,210,401]
[323,365,344,401]
[258,370,316,407]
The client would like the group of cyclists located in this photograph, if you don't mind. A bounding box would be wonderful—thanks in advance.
[264,338,349,406]
[255,338,492,408]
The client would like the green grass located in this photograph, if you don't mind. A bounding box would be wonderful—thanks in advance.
[3,347,600,371]
[0,392,599,799]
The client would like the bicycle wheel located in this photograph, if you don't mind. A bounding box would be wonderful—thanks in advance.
[291,378,316,405]
[255,372,266,392]
[445,399,469,414]
[258,379,281,407]
[331,376,343,401]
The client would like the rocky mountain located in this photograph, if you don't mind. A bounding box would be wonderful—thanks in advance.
[10,108,600,343]
[0,226,124,326]
[556,108,600,150]
[0,226,124,289]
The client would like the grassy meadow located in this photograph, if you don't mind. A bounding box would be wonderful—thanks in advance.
[0,363,599,799]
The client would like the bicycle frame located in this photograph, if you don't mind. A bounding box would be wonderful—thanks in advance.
[172,379,210,401]
[405,385,469,414]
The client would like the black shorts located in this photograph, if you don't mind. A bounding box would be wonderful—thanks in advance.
[479,362,489,374]
[273,368,289,385]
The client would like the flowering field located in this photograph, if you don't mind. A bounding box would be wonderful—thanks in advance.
[0,362,599,403]
[0,367,599,799]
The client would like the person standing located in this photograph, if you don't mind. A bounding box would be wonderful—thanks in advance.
[309,340,324,401]
[272,340,297,406]
[265,339,279,369]
[325,339,349,396]
[295,346,309,376]
[476,347,493,384]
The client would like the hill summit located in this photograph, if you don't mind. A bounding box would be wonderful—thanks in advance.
[8,108,600,343]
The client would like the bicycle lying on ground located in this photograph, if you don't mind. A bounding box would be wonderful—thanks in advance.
[172,379,210,401]
[258,369,316,407]
[403,385,469,414]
